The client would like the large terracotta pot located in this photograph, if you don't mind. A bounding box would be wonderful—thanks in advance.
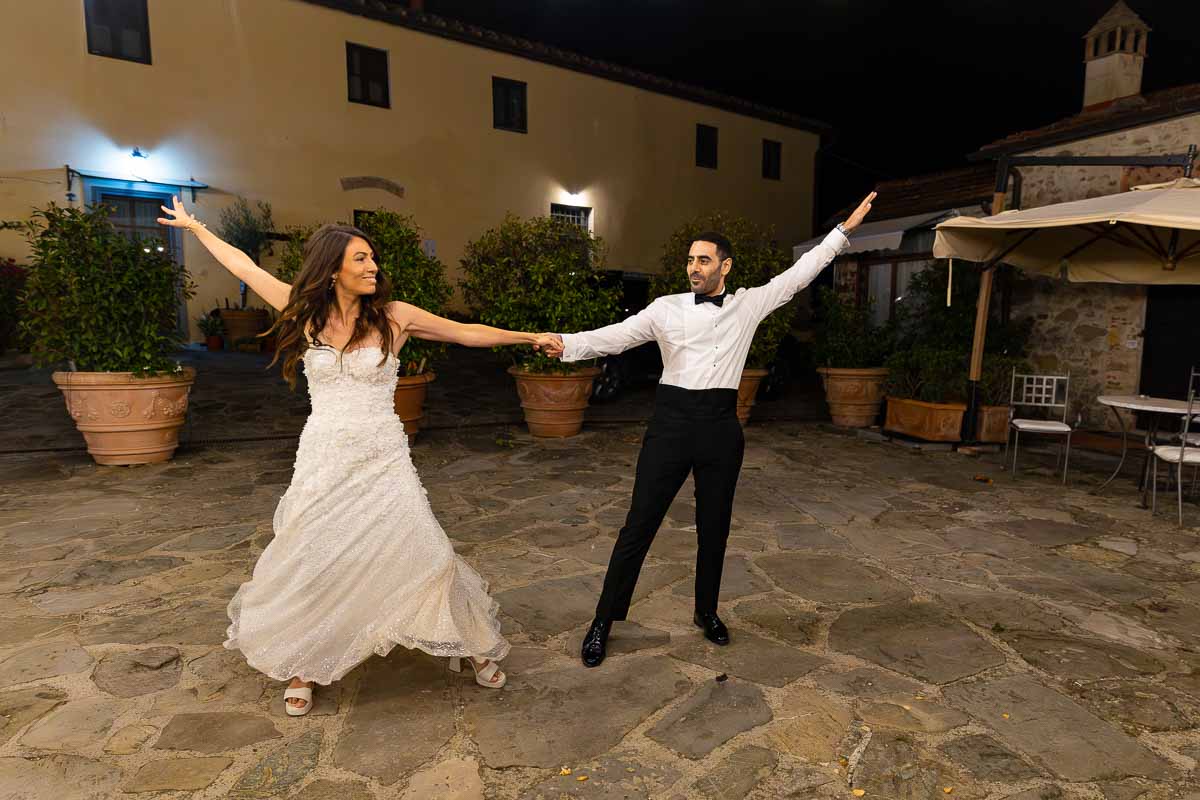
[978,404,1010,444]
[508,366,601,438]
[52,368,197,465]
[394,371,435,437]
[816,367,889,427]
[735,368,770,425]
[885,396,966,442]
[219,308,269,347]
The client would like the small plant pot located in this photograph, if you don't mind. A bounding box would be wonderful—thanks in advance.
[205,335,224,352]
[736,368,770,425]
[508,366,601,438]
[52,368,196,465]
[885,396,966,442]
[394,372,435,438]
[816,367,889,427]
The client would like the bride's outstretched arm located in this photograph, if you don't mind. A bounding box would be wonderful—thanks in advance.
[158,196,292,312]
[388,302,557,351]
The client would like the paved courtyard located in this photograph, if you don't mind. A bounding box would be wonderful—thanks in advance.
[2,353,1200,799]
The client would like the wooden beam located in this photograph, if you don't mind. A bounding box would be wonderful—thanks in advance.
[969,193,1009,382]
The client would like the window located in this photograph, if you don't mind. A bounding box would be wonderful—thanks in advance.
[762,139,782,180]
[85,0,151,64]
[347,43,389,108]
[102,194,173,256]
[550,203,591,229]
[696,124,718,169]
[493,77,527,133]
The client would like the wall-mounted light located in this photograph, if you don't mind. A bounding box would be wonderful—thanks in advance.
[131,147,149,159]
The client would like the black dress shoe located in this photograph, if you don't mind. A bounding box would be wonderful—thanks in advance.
[693,611,730,646]
[581,618,612,668]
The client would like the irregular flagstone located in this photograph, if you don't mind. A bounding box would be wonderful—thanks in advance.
[78,601,229,646]
[672,556,772,600]
[333,654,454,785]
[104,724,157,754]
[943,675,1175,781]
[669,631,827,687]
[646,678,772,759]
[938,590,1072,634]
[839,521,955,560]
[1022,555,1155,603]
[812,667,924,700]
[41,556,184,589]
[760,687,852,762]
[1044,603,1176,650]
[938,734,1042,781]
[829,602,1004,684]
[462,655,689,769]
[91,646,181,697]
[853,731,960,799]
[523,751,680,800]
[1133,599,1200,649]
[154,712,281,754]
[399,757,483,800]
[291,779,376,800]
[123,757,233,793]
[187,648,269,705]
[162,523,256,552]
[0,686,67,746]
[19,697,123,750]
[687,745,777,800]
[941,526,1043,559]
[1071,681,1200,733]
[754,553,912,604]
[776,524,851,551]
[1001,631,1165,681]
[0,616,72,646]
[31,584,157,615]
[567,621,670,657]
[857,698,969,733]
[997,519,1093,547]
[0,641,94,689]
[1099,538,1139,556]
[0,754,123,800]
[230,730,321,798]
[734,595,822,646]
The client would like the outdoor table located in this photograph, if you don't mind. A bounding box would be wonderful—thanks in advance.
[1095,394,1193,506]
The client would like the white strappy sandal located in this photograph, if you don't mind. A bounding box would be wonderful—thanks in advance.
[283,683,314,716]
[448,656,506,689]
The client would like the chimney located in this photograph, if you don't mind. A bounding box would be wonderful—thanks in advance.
[1082,1,1150,110]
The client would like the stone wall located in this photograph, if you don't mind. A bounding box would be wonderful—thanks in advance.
[1009,112,1200,429]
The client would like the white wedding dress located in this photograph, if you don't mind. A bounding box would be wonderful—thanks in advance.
[225,345,509,685]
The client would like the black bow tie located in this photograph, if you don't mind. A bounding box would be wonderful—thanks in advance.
[695,293,726,308]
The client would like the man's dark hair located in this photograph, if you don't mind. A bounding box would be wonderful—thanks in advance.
[693,231,733,263]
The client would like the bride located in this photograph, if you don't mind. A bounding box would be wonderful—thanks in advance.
[160,197,555,715]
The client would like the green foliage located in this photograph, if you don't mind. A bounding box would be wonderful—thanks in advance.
[274,224,316,284]
[196,312,225,336]
[460,214,620,374]
[813,287,892,368]
[14,203,193,374]
[355,210,453,376]
[0,257,27,352]
[217,197,274,265]
[650,211,793,368]
[979,354,1033,406]
[884,347,969,403]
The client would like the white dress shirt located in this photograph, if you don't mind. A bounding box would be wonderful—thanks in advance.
[560,228,849,390]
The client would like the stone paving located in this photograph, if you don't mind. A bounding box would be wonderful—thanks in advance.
[2,354,1200,798]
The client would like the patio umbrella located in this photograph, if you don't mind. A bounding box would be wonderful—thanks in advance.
[929,177,1200,438]
[932,178,1200,283]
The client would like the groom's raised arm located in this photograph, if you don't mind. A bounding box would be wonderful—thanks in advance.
[556,299,664,362]
[741,192,876,323]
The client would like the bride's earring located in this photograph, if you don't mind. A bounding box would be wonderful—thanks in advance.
[329,274,337,292]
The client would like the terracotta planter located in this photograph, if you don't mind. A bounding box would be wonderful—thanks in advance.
[205,335,224,352]
[885,396,966,442]
[736,368,770,425]
[816,367,889,427]
[52,368,197,465]
[219,308,269,347]
[394,372,435,437]
[978,404,1010,444]
[508,366,600,438]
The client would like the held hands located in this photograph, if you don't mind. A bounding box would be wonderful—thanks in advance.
[841,191,877,234]
[532,333,564,359]
[157,195,203,232]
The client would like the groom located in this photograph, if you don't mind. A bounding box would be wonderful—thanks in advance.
[544,193,876,667]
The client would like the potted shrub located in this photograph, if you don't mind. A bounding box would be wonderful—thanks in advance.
[196,312,225,351]
[13,203,196,465]
[977,354,1032,443]
[0,257,28,359]
[883,347,969,442]
[216,197,273,339]
[812,287,891,427]
[461,214,620,437]
[651,212,796,424]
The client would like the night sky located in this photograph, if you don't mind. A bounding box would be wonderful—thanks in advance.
[426,0,1197,223]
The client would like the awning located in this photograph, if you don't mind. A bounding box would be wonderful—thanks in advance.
[66,166,210,201]
[933,178,1200,284]
[793,208,970,260]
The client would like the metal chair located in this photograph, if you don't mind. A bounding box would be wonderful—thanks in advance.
[1005,371,1073,484]
[1151,367,1200,527]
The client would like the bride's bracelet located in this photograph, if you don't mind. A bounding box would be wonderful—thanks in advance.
[184,220,208,235]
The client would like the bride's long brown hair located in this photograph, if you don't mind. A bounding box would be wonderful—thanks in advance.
[267,224,396,389]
